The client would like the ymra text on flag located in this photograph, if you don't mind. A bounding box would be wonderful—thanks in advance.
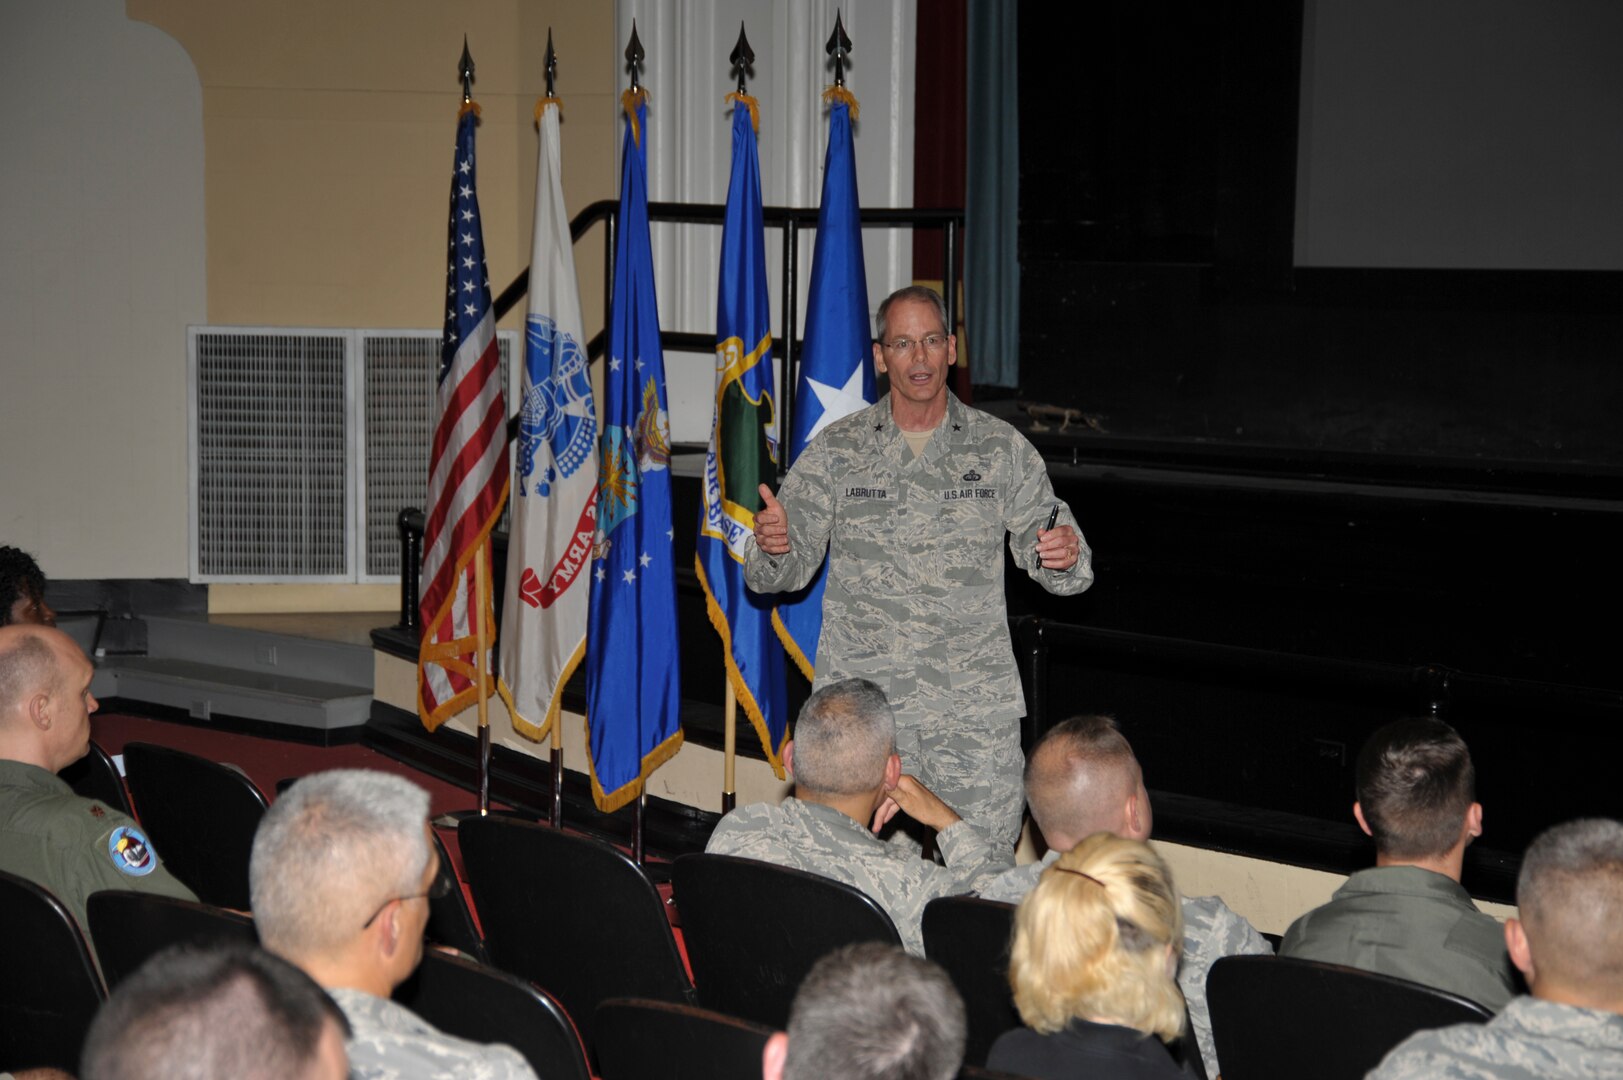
[771,94,875,678]
[697,94,789,777]
[584,92,683,812]
[419,99,510,731]
[498,97,599,743]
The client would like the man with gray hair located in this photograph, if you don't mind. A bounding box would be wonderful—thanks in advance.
[762,942,967,1080]
[977,714,1272,1078]
[250,769,536,1080]
[1368,818,1623,1079]
[706,678,1011,955]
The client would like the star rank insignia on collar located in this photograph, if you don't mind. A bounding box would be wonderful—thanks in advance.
[874,422,884,431]
[952,423,962,431]
[88,804,105,818]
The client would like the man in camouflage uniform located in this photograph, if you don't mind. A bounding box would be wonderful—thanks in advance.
[976,715,1272,1079]
[706,678,1012,956]
[1368,817,1623,1079]
[0,625,195,949]
[746,286,1091,851]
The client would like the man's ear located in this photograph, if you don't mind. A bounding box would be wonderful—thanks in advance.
[28,689,52,732]
[1124,791,1145,840]
[1353,802,1374,838]
[378,902,401,958]
[883,753,902,792]
[1505,917,1534,982]
[946,332,958,367]
[872,340,886,376]
[1465,801,1483,841]
[783,740,796,780]
[762,1032,789,1080]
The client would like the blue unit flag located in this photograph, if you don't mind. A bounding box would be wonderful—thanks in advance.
[585,96,684,811]
[697,96,789,776]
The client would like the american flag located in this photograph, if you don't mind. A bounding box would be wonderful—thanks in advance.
[418,102,510,730]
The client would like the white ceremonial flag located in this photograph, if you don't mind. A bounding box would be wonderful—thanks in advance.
[498,99,599,741]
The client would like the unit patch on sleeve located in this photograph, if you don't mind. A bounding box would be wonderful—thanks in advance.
[107,825,157,877]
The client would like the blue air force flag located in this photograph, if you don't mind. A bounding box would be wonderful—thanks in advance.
[696,96,789,777]
[498,98,598,742]
[771,99,875,678]
[585,96,683,812]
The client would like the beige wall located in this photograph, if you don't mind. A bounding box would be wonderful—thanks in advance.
[1,2,619,584]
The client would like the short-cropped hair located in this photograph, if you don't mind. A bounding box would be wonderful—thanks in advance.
[250,769,431,957]
[784,942,966,1080]
[1010,833,1186,1042]
[875,285,949,343]
[79,942,347,1080]
[1516,817,1623,993]
[1355,717,1476,860]
[0,628,56,711]
[1024,715,1137,840]
[790,678,896,795]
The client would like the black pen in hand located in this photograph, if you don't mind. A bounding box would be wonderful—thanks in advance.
[1039,504,1059,554]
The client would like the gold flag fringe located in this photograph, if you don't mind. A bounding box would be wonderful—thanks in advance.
[621,88,650,147]
[724,91,761,134]
[821,85,860,121]
[457,99,483,121]
[533,95,562,125]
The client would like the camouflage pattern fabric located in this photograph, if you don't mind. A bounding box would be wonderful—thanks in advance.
[1282,865,1516,1012]
[705,796,1013,955]
[329,987,538,1080]
[1367,996,1623,1079]
[978,849,1274,1078]
[744,393,1092,850]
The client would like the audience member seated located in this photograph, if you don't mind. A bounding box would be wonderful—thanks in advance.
[1281,717,1515,1010]
[250,769,538,1080]
[762,941,966,1080]
[0,626,195,946]
[706,678,1011,955]
[79,942,349,1080]
[0,546,55,628]
[979,714,1269,1077]
[988,834,1190,1080]
[1368,818,1623,1079]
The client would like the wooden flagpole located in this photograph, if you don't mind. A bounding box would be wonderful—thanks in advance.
[474,543,492,816]
[722,679,737,813]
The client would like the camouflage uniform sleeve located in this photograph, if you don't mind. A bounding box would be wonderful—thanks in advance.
[1364,1033,1471,1080]
[743,431,836,595]
[1179,895,1275,1080]
[1004,431,1093,596]
[975,860,1045,904]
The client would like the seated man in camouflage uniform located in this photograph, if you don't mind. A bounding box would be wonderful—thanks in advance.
[706,678,1011,956]
[1281,717,1516,1011]
[251,770,538,1080]
[0,625,195,948]
[976,714,1272,1079]
[1369,817,1623,1080]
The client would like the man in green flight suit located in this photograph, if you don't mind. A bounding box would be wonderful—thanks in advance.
[0,624,195,946]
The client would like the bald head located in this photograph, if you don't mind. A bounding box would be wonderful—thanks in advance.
[0,625,97,772]
[1024,716,1149,852]
[1514,818,1623,1007]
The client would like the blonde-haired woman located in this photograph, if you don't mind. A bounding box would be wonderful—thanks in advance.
[987,833,1192,1079]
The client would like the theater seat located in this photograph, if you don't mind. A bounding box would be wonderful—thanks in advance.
[458,816,694,1057]
[672,853,903,1028]
[922,895,1020,1067]
[594,997,773,1080]
[1207,954,1493,1080]
[394,948,590,1080]
[62,737,134,817]
[0,869,105,1072]
[122,741,269,909]
[85,890,258,991]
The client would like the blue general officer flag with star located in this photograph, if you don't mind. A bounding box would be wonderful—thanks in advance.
[585,95,683,812]
[697,95,789,777]
[771,98,875,678]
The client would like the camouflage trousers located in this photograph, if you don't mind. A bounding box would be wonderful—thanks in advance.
[895,714,1026,853]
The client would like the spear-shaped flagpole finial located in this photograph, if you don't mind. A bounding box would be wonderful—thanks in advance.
[544,28,557,97]
[730,22,754,95]
[826,9,852,88]
[626,20,645,92]
[459,35,475,102]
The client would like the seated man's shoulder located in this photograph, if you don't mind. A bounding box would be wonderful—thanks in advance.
[1181,894,1273,955]
[1371,999,1623,1080]
[334,987,538,1080]
[705,800,795,852]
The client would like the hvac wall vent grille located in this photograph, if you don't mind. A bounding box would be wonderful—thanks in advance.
[189,327,516,583]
